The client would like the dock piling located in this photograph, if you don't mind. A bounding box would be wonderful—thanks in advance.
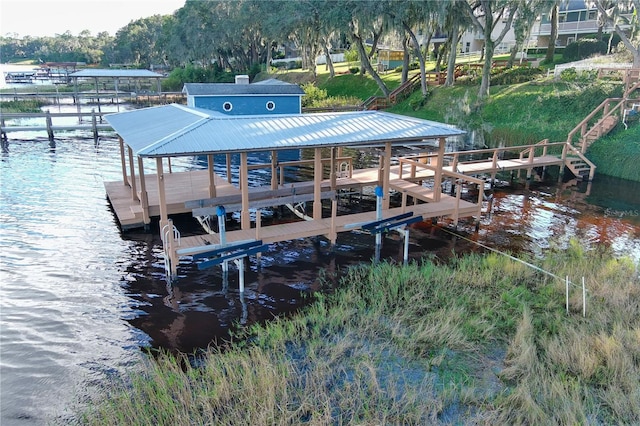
[46,111,54,142]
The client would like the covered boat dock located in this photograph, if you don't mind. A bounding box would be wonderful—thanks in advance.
[104,104,483,278]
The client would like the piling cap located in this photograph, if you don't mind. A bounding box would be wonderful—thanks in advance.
[216,206,226,216]
[375,186,384,197]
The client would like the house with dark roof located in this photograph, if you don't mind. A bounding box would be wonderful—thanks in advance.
[182,75,305,115]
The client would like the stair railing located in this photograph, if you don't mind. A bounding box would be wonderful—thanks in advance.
[566,98,625,152]
[565,142,597,181]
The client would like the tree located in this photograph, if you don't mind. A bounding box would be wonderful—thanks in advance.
[342,0,393,97]
[389,0,446,96]
[594,0,640,67]
[461,0,520,98]
[508,0,549,66]
[544,1,559,63]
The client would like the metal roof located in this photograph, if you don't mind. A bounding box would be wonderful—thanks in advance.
[183,80,305,96]
[69,69,164,78]
[105,103,465,158]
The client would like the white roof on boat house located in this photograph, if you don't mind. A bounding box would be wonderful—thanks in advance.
[105,103,465,158]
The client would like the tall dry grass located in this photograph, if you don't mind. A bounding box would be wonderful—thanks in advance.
[82,242,639,425]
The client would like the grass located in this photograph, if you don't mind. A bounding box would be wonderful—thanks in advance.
[587,123,640,182]
[388,80,624,148]
[82,243,639,425]
[0,99,46,113]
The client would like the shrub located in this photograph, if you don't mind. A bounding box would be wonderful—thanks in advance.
[559,67,598,83]
[287,60,302,70]
[491,66,545,85]
[300,82,328,107]
[349,67,360,74]
[563,38,608,62]
[161,64,234,91]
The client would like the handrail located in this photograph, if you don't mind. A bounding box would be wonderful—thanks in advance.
[566,97,621,145]
[389,73,421,103]
[565,142,596,181]
[0,111,110,119]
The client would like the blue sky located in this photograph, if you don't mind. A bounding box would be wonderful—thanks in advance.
[1,0,185,38]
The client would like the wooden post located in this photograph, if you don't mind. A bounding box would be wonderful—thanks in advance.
[74,77,81,121]
[240,152,250,230]
[329,197,337,245]
[91,109,98,143]
[313,147,322,220]
[137,156,150,224]
[119,137,128,185]
[433,137,446,201]
[128,146,138,201]
[0,115,7,143]
[330,147,337,190]
[156,157,169,228]
[226,153,232,183]
[382,142,391,210]
[271,150,278,190]
[45,110,54,142]
[94,77,102,117]
[114,78,120,112]
[207,154,216,198]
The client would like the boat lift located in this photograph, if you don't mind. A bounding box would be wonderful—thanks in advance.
[192,206,268,293]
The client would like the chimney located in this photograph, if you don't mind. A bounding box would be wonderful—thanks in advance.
[235,74,250,84]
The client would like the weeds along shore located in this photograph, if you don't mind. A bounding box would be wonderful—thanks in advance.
[84,242,638,425]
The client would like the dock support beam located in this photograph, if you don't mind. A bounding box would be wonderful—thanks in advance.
[382,142,391,210]
[313,147,322,220]
[207,154,216,198]
[240,152,250,231]
[375,186,383,262]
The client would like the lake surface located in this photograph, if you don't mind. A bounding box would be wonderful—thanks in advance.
[1,125,639,425]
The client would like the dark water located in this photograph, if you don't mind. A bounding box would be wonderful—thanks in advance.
[1,130,639,425]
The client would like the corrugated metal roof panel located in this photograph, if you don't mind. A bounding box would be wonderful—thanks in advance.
[69,69,164,78]
[106,104,465,158]
[183,81,305,96]
[106,104,212,153]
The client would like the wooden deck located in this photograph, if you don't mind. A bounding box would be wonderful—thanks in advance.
[105,170,239,229]
[105,152,563,230]
[106,166,413,229]
[450,155,563,175]
[176,196,479,258]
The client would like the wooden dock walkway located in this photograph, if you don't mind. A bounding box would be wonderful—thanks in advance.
[0,111,113,142]
[104,140,587,231]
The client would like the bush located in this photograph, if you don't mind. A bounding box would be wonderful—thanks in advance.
[287,60,302,70]
[491,66,545,85]
[562,38,608,61]
[349,67,360,74]
[300,82,328,107]
[559,67,598,83]
[161,64,234,91]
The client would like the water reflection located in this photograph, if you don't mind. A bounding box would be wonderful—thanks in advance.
[0,135,638,425]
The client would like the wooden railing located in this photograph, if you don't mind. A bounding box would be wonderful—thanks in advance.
[363,73,421,110]
[245,156,354,186]
[389,73,421,104]
[0,110,112,142]
[395,156,484,223]
[566,97,625,152]
[362,95,389,110]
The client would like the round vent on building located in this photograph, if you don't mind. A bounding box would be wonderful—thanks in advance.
[266,101,276,111]
[223,102,233,112]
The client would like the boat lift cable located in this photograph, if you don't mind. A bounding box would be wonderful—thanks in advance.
[438,225,587,291]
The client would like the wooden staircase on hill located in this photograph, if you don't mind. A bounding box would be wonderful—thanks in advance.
[563,74,640,180]
[363,73,421,110]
